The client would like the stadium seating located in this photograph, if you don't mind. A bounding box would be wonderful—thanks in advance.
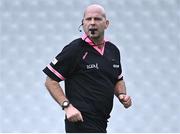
[0,0,179,132]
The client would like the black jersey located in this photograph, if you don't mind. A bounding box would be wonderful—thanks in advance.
[43,35,123,120]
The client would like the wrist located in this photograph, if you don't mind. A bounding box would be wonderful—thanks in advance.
[61,100,70,110]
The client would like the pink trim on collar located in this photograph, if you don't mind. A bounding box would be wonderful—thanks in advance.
[81,34,108,55]
[82,34,109,42]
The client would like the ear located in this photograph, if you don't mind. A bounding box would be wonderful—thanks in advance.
[105,20,109,29]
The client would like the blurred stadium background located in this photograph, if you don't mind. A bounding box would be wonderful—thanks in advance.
[0,0,180,132]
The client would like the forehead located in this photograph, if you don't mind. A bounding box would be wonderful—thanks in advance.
[84,7,106,18]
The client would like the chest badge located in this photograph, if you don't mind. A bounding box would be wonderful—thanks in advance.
[86,63,99,70]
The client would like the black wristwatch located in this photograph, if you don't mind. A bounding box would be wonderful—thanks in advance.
[61,100,70,110]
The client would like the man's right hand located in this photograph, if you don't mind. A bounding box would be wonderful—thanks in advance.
[64,104,84,122]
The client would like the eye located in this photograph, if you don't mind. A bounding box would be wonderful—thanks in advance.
[85,17,92,21]
[94,17,102,21]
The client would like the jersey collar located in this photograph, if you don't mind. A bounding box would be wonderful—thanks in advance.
[81,34,109,56]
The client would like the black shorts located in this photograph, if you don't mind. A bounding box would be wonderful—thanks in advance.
[65,114,107,133]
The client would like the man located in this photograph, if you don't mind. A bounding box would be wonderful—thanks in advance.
[43,4,132,133]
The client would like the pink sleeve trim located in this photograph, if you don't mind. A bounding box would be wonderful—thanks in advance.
[118,74,123,79]
[47,64,65,80]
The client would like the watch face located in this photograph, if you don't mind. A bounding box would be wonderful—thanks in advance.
[63,101,69,107]
[62,101,70,110]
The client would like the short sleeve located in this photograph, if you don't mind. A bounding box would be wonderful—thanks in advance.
[43,43,80,82]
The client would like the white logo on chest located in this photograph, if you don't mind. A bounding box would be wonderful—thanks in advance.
[86,63,99,69]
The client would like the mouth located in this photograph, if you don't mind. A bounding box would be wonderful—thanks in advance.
[89,28,97,34]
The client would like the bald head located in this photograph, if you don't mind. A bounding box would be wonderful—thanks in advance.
[82,4,109,42]
[83,4,107,19]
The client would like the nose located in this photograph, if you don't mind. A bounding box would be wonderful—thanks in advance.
[90,19,95,25]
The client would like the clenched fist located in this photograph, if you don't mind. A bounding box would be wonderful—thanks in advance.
[119,94,132,108]
[64,104,84,122]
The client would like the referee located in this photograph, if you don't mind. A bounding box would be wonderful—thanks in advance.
[43,4,132,133]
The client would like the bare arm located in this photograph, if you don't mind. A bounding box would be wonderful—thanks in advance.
[44,76,83,122]
[114,80,132,108]
[45,77,67,105]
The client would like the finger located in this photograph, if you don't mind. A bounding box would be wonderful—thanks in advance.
[119,94,124,100]
[124,105,130,108]
[124,102,131,108]
[74,117,80,122]
[123,98,131,105]
[67,114,77,122]
[123,99,132,108]
[79,113,84,122]
[124,95,130,101]
[70,113,83,122]
[68,117,73,122]
[70,117,79,122]
[75,112,83,122]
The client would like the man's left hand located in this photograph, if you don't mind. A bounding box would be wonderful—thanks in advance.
[119,94,132,108]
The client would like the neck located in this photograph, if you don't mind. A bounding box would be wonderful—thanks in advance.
[90,36,105,48]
